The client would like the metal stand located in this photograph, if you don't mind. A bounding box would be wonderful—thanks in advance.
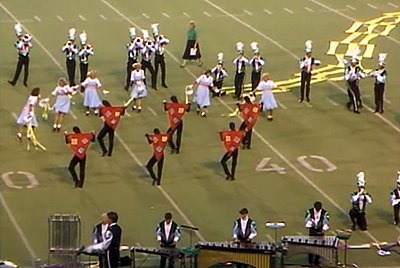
[337,230,358,267]
[181,225,199,268]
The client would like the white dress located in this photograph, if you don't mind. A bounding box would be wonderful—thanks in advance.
[82,78,102,108]
[258,80,278,110]
[52,86,72,114]
[194,75,213,107]
[17,96,39,127]
[130,69,147,98]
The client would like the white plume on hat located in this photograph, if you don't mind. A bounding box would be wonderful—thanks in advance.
[351,46,361,63]
[79,31,87,45]
[378,53,387,66]
[236,42,244,53]
[142,30,149,41]
[305,40,312,53]
[357,171,365,187]
[129,27,136,39]
[14,23,23,36]
[151,23,159,36]
[68,28,76,40]
[217,52,224,64]
[250,42,259,53]
[397,171,400,184]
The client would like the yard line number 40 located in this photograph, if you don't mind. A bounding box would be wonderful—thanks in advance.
[256,155,337,174]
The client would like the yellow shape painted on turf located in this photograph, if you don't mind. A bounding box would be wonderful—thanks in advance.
[363,44,375,58]
[341,32,362,44]
[345,22,363,33]
[380,25,397,35]
[344,43,359,56]
[359,33,379,45]
[326,41,340,55]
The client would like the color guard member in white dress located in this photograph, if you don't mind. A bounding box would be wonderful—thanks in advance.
[16,87,40,141]
[194,70,213,117]
[81,71,102,116]
[50,78,78,132]
[130,63,147,113]
[256,73,278,121]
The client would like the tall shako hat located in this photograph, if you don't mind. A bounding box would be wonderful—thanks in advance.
[378,53,387,67]
[217,52,224,64]
[79,31,87,45]
[250,42,259,54]
[151,23,159,36]
[351,46,361,64]
[14,23,23,36]
[357,171,365,187]
[129,27,136,39]
[236,42,244,54]
[305,40,312,53]
[397,171,400,184]
[68,28,76,41]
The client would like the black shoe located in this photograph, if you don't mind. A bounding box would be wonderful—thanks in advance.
[124,85,129,91]
[359,104,363,108]
[352,224,356,231]
[152,85,158,90]
[219,91,226,97]
[152,179,156,186]
[8,80,16,86]
[306,97,310,102]
[380,110,384,114]
[230,176,236,181]
[156,180,161,186]
[175,149,180,154]
[354,110,360,114]
[52,128,57,133]
[107,152,112,157]
[132,106,136,111]
[162,84,168,88]
[170,148,176,154]
[298,99,303,103]
[101,151,108,157]
[23,82,28,87]
[373,110,379,113]
[74,182,79,188]
[225,175,231,180]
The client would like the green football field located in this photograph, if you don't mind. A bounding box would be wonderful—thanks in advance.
[1,0,400,267]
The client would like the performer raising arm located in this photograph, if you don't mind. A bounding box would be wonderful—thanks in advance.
[211,53,228,98]
[62,28,78,86]
[16,87,40,141]
[233,208,257,242]
[156,212,181,268]
[349,172,372,231]
[78,31,94,84]
[249,42,265,91]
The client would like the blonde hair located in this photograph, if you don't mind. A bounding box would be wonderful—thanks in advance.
[262,73,270,80]
[87,70,97,79]
[58,78,67,87]
[132,63,141,69]
[189,20,196,28]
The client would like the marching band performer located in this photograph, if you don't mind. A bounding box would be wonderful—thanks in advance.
[181,20,202,67]
[16,87,40,141]
[152,24,169,88]
[220,122,245,181]
[368,53,387,114]
[9,23,32,87]
[390,172,400,225]
[130,63,147,112]
[125,28,141,91]
[256,73,278,121]
[78,31,94,84]
[82,70,103,116]
[156,212,181,268]
[211,53,228,97]
[233,208,257,242]
[345,48,365,113]
[98,100,125,157]
[305,201,330,266]
[92,213,109,268]
[141,30,157,90]
[194,69,214,117]
[65,126,96,188]
[145,128,169,185]
[249,42,265,91]
[163,96,190,154]
[349,172,372,231]
[50,78,78,132]
[62,28,78,86]
[233,42,249,99]
[298,40,321,103]
[237,96,262,149]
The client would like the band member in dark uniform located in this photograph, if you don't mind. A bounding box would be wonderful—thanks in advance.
[233,42,249,99]
[220,122,245,181]
[349,172,372,230]
[78,31,94,84]
[390,172,400,225]
[156,212,181,268]
[368,53,387,113]
[141,30,157,89]
[98,100,125,157]
[233,208,257,242]
[9,23,32,87]
[237,96,262,149]
[145,128,169,185]
[305,201,330,266]
[125,28,141,91]
[152,24,169,88]
[249,42,265,91]
[62,28,78,86]
[298,40,321,103]
[211,53,228,97]
[164,96,190,154]
[345,49,365,113]
[65,126,95,188]
[92,213,109,268]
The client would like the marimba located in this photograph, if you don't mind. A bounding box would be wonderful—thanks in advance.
[195,242,275,268]
[130,246,185,268]
[281,236,339,267]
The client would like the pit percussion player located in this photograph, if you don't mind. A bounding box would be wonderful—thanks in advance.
[298,40,321,103]
[390,171,400,225]
[62,28,78,86]
[92,213,109,268]
[305,201,330,266]
[233,208,257,242]
[156,212,181,268]
[9,23,32,87]
[349,172,372,231]
[249,42,265,91]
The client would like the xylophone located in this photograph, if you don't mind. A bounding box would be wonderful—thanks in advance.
[196,242,275,268]
[130,246,185,268]
[281,236,339,267]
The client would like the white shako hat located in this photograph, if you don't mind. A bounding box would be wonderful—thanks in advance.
[351,46,361,63]
[305,40,312,53]
[217,52,224,64]
[79,31,87,45]
[129,27,136,39]
[68,28,76,40]
[236,42,244,53]
[396,171,400,184]
[151,23,159,36]
[250,42,259,53]
[14,23,23,36]
[378,53,387,67]
[357,171,365,187]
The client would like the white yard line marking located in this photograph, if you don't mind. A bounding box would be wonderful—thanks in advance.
[305,102,312,108]
[346,4,356,11]
[305,7,314,12]
[276,100,287,110]
[203,11,211,17]
[34,16,41,22]
[78,14,87,21]
[56,15,64,21]
[388,2,399,8]
[244,9,253,16]
[70,111,78,120]
[147,107,157,116]
[367,3,378,9]
[11,112,18,120]
[183,12,190,18]
[142,13,149,19]
[100,14,108,20]
[162,13,170,19]
[266,234,275,242]
[284,8,294,14]
[125,111,132,117]
[384,99,391,104]
[327,99,339,106]
[263,9,272,14]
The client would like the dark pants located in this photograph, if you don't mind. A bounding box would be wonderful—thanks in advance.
[167,122,183,153]
[146,155,164,185]
[214,80,223,90]
[155,54,166,86]
[308,229,323,265]
[97,124,115,156]
[234,72,245,98]
[251,71,261,91]
[347,80,362,112]
[394,205,400,224]
[349,208,368,230]
[374,83,385,112]
[80,62,89,83]
[239,121,252,149]
[160,245,175,268]
[300,71,311,100]
[105,249,119,268]
[66,59,76,86]
[221,150,238,179]
[68,155,86,187]
[141,60,156,88]
[99,256,105,268]
[11,55,29,84]
[126,58,136,88]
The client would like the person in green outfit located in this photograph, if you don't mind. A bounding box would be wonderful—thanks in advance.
[181,21,203,67]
